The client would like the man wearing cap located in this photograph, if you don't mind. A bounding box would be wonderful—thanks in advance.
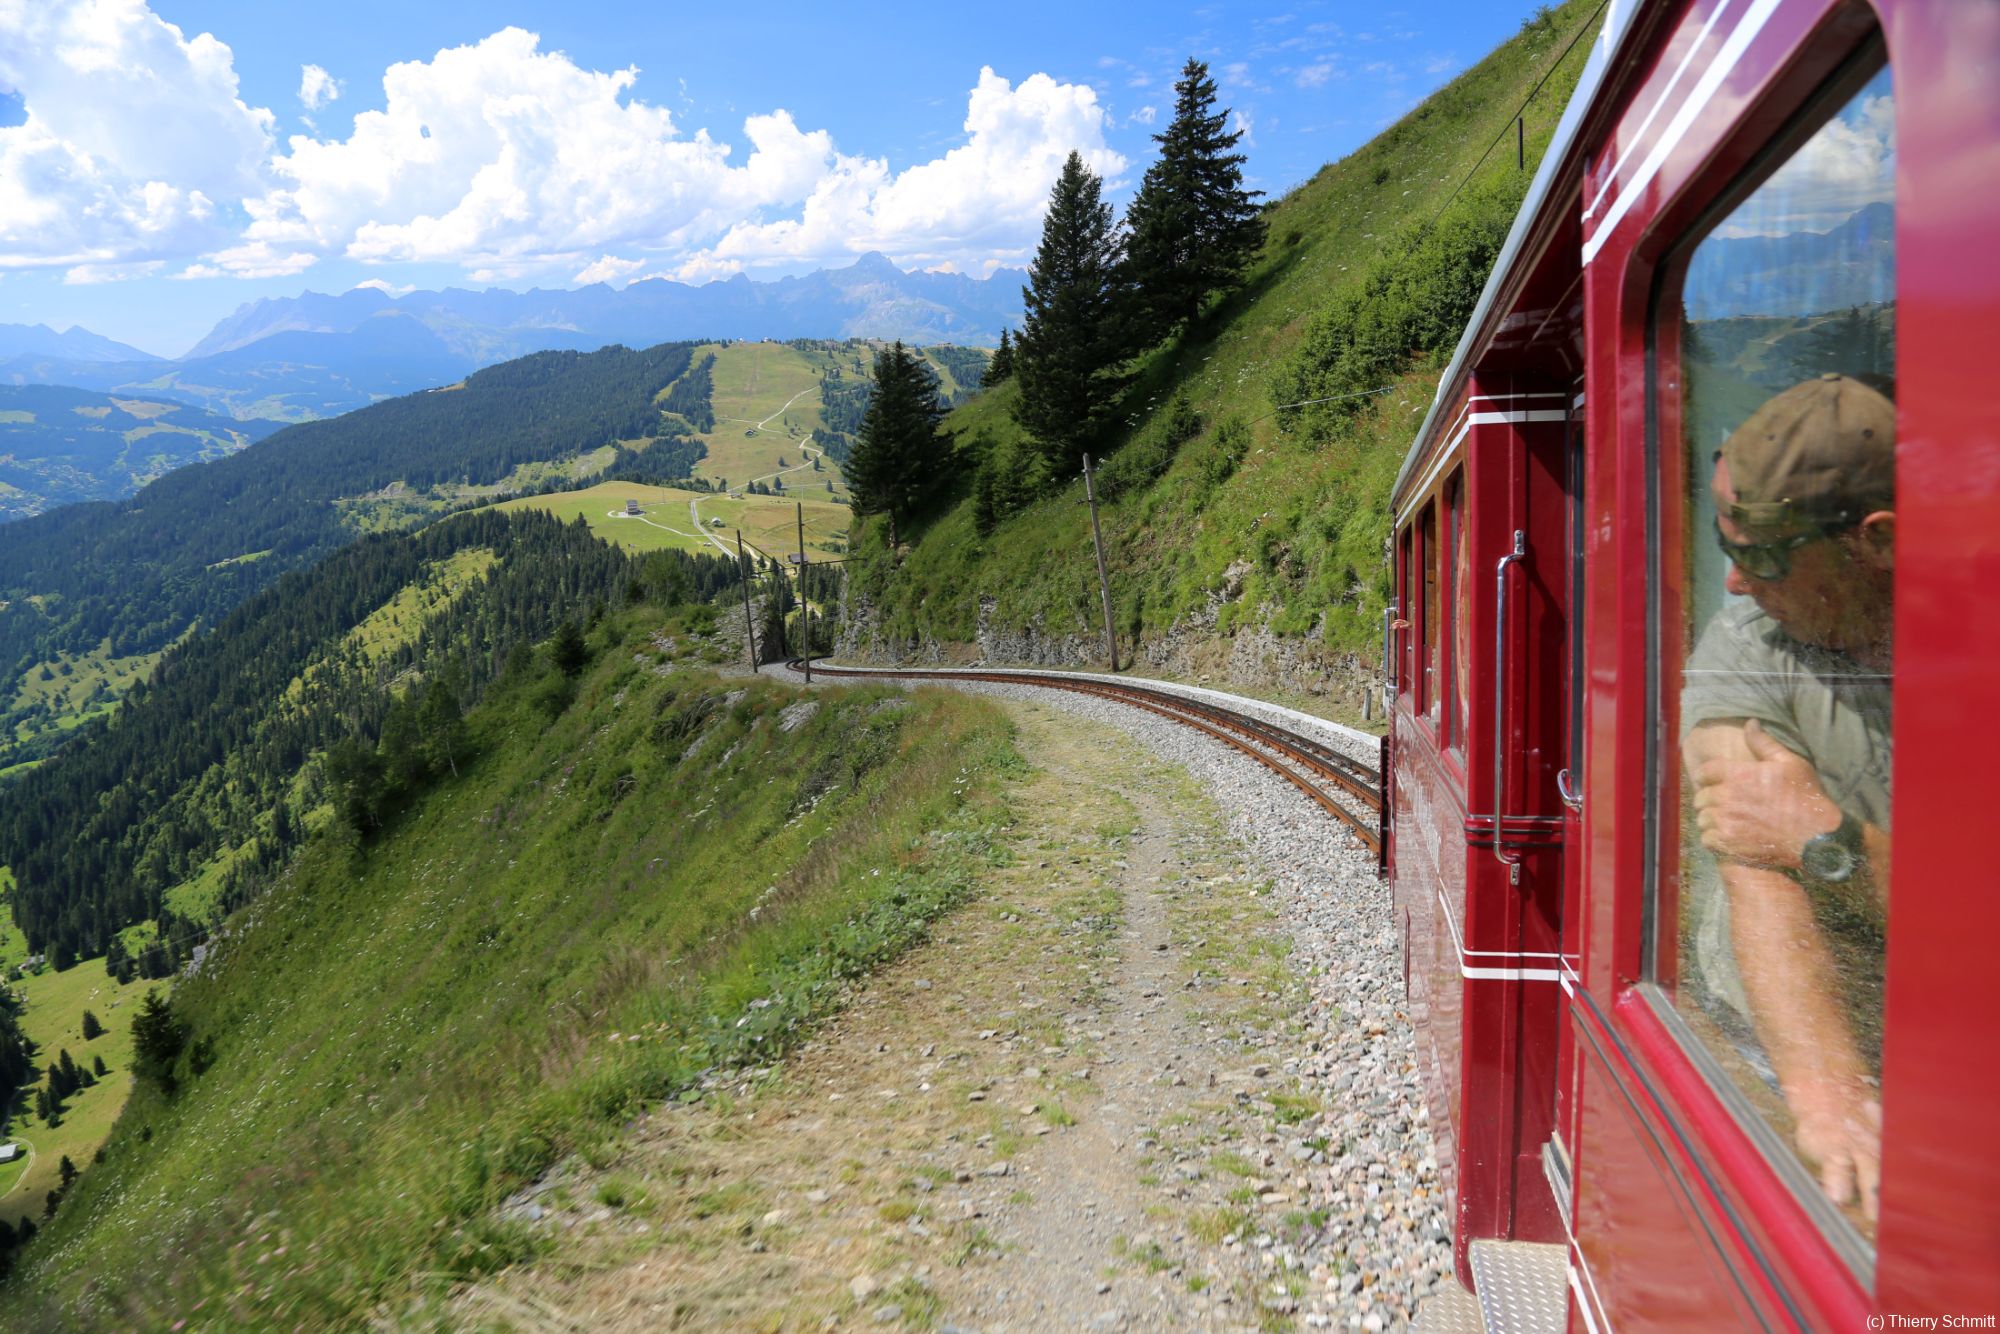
[1681,373,1895,1226]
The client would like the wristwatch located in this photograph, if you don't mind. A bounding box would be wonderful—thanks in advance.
[1800,811,1865,884]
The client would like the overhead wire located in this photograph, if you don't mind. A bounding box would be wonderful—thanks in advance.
[1418,0,1610,237]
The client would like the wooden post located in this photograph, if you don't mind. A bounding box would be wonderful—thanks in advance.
[1082,453,1118,672]
[1517,116,1525,170]
[735,530,757,672]
[797,501,811,683]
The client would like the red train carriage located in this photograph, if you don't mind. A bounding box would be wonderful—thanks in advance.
[1385,0,2000,1327]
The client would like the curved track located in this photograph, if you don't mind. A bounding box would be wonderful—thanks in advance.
[787,660,1384,858]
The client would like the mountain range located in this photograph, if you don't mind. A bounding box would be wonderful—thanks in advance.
[1684,200,1894,320]
[0,253,1025,423]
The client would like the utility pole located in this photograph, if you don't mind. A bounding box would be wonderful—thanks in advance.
[1081,453,1118,672]
[797,501,811,683]
[735,530,757,672]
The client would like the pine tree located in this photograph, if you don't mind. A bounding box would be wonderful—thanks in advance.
[81,1010,104,1041]
[845,342,949,548]
[92,1053,107,1078]
[972,461,1001,538]
[58,1156,75,1188]
[130,988,187,1093]
[982,330,1015,386]
[1013,152,1132,481]
[1121,58,1266,336]
[549,620,588,677]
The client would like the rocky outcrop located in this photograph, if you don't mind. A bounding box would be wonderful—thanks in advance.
[835,566,1384,720]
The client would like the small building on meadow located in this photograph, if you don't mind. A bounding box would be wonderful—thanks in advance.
[0,1144,21,1163]
[626,499,641,516]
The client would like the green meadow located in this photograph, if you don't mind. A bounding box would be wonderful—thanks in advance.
[1,958,150,1229]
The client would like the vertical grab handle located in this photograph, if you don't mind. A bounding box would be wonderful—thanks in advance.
[1382,600,1400,706]
[1492,530,1527,884]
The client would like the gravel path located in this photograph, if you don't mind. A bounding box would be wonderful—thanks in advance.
[767,663,1453,1330]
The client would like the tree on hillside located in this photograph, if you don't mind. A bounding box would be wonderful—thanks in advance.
[550,620,588,677]
[131,988,187,1094]
[846,341,949,547]
[417,671,468,779]
[1121,59,1265,337]
[325,737,388,838]
[81,1010,104,1041]
[982,329,1015,386]
[1013,152,1132,480]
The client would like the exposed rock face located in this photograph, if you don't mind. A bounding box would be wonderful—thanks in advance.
[835,573,1380,715]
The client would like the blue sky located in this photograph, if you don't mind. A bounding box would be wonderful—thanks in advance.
[0,1,1543,358]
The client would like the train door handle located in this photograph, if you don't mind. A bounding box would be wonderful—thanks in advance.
[1382,601,1400,705]
[1491,530,1527,885]
[1557,767,1583,812]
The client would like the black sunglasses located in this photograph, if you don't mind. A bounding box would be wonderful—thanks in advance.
[1712,520,1843,581]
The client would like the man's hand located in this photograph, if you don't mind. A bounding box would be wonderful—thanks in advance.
[1789,1076,1882,1222]
[1690,720,1842,869]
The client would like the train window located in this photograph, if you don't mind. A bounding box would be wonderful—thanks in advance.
[1653,49,1894,1259]
[1447,474,1469,752]
[1420,503,1439,724]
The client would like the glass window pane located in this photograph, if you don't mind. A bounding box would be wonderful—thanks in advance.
[1667,61,1894,1248]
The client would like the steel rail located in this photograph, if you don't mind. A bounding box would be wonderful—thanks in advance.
[789,661,1382,856]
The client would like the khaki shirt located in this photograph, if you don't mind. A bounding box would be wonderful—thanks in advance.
[1681,599,1893,829]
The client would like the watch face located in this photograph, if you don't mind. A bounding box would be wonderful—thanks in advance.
[1802,834,1857,883]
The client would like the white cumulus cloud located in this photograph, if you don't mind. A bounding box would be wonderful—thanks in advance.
[0,0,272,271]
[299,64,342,111]
[696,67,1125,274]
[573,253,646,286]
[0,8,1123,288]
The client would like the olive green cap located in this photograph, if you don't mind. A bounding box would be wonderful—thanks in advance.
[1721,373,1895,534]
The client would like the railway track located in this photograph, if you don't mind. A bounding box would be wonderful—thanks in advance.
[786,660,1384,858]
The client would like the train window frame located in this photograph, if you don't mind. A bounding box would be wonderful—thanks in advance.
[1445,472,1468,755]
[1420,501,1440,727]
[1398,526,1415,697]
[1637,31,1893,1285]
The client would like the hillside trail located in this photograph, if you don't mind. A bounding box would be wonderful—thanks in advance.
[453,698,1321,1331]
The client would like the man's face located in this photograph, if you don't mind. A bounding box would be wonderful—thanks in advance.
[1710,458,1884,653]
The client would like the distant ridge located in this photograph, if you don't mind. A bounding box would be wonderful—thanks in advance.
[1,253,1023,423]
[187,251,1024,359]
[0,323,162,365]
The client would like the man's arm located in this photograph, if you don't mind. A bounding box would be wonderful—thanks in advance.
[1684,721,1881,1221]
[1688,718,1888,911]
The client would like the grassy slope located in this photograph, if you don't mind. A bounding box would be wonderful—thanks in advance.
[0,963,150,1228]
[7,640,165,760]
[854,1,1600,674]
[693,341,838,493]
[16,608,1020,1328]
[502,480,853,562]
[686,340,979,505]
